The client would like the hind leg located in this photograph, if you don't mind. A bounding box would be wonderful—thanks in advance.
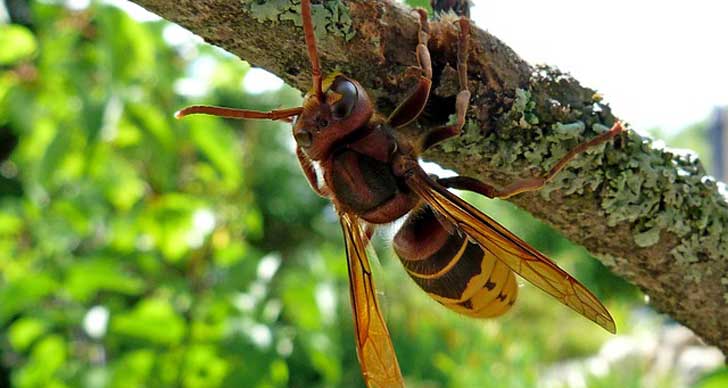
[437,122,625,199]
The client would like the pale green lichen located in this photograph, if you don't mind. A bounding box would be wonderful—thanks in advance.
[633,226,661,248]
[596,253,617,267]
[594,252,621,269]
[462,86,612,199]
[553,114,725,282]
[244,0,355,41]
[601,137,728,282]
[438,66,728,284]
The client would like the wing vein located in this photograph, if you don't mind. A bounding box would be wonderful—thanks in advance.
[405,171,616,334]
[340,213,405,387]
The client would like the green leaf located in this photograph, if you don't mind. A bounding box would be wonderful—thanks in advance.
[0,274,57,325]
[0,211,23,235]
[138,193,204,261]
[182,345,229,388]
[110,349,156,388]
[0,25,37,65]
[281,272,321,331]
[697,367,728,388]
[100,7,156,82]
[111,298,186,346]
[89,150,146,211]
[404,0,433,13]
[189,117,242,188]
[213,240,248,267]
[65,257,145,302]
[14,335,67,387]
[189,298,229,342]
[269,358,289,385]
[8,318,48,352]
[126,103,175,151]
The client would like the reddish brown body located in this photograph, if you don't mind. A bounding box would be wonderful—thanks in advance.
[321,118,418,224]
[175,1,623,386]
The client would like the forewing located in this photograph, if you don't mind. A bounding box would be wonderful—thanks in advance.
[340,213,405,388]
[406,171,616,333]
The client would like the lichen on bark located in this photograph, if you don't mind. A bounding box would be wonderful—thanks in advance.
[243,0,355,40]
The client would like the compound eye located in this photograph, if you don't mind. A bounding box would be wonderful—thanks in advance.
[331,79,358,119]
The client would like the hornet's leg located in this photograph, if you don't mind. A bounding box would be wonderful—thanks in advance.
[438,122,625,199]
[296,146,329,198]
[419,17,471,152]
[387,9,433,128]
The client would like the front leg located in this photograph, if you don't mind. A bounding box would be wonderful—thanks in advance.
[296,146,329,198]
[418,17,471,153]
[387,9,433,128]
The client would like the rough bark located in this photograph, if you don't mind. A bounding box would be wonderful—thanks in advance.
[127,0,728,353]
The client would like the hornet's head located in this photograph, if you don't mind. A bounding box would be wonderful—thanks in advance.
[174,0,372,161]
[293,72,373,161]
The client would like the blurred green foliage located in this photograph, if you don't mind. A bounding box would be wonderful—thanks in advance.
[0,1,720,387]
[697,368,728,388]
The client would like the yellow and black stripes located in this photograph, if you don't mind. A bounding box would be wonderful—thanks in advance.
[446,263,518,318]
[393,206,517,318]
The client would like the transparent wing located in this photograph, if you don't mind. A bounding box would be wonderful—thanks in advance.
[340,213,405,388]
[406,171,616,333]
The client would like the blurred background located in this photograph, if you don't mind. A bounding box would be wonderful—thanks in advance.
[0,0,727,387]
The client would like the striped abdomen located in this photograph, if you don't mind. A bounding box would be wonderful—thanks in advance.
[393,206,517,318]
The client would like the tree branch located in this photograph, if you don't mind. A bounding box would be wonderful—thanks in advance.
[128,0,728,352]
